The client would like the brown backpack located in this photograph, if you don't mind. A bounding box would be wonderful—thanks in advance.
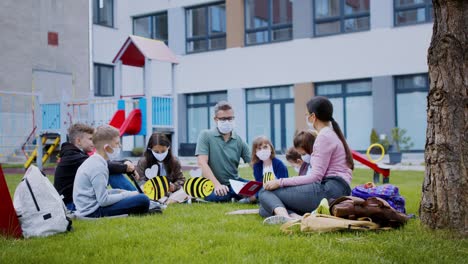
[329,196,410,228]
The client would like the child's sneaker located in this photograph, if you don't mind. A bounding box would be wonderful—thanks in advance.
[263,215,293,225]
[237,198,252,204]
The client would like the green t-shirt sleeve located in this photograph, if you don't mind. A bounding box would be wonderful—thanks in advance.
[241,140,252,163]
[195,130,209,156]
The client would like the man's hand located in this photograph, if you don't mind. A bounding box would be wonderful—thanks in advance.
[264,179,280,191]
[124,161,135,173]
[214,184,229,196]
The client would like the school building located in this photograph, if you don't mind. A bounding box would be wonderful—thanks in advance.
[0,0,433,160]
[93,0,432,154]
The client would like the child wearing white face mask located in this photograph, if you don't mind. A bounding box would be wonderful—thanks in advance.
[73,125,150,218]
[285,147,308,176]
[292,130,317,175]
[136,133,186,204]
[248,136,288,203]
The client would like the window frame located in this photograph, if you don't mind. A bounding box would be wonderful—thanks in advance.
[185,1,227,54]
[132,11,169,44]
[94,63,114,97]
[245,85,294,152]
[313,0,370,37]
[315,78,372,139]
[393,0,433,27]
[244,0,293,46]
[185,91,228,143]
[93,0,114,28]
[393,73,429,152]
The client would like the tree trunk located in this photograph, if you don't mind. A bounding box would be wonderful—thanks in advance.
[420,0,468,235]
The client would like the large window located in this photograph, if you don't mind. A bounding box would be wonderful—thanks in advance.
[315,79,372,151]
[314,0,370,36]
[186,92,227,143]
[394,0,433,26]
[94,64,114,97]
[395,74,428,151]
[246,86,294,153]
[93,0,113,27]
[133,12,168,44]
[245,0,292,45]
[186,2,226,53]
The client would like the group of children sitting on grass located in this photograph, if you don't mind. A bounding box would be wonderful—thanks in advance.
[54,96,354,225]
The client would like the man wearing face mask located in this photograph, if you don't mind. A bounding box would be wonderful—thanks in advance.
[195,101,252,202]
[54,123,139,211]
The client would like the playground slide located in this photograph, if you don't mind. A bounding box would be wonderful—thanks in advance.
[109,109,126,129]
[352,150,390,178]
[118,109,142,136]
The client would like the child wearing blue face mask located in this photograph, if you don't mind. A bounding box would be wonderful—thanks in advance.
[136,133,186,203]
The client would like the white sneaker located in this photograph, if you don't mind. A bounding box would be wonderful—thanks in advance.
[149,200,167,211]
[263,215,293,225]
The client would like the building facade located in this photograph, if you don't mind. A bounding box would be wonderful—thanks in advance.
[0,0,90,160]
[92,0,432,154]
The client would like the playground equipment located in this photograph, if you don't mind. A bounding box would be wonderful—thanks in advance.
[24,133,60,169]
[352,143,391,183]
[108,98,146,137]
[1,35,178,170]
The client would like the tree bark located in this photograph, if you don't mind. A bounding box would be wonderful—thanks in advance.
[420,0,468,235]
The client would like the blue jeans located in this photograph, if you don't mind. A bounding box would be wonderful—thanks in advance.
[108,174,137,191]
[258,176,351,217]
[85,194,150,218]
[66,202,76,212]
[204,178,248,202]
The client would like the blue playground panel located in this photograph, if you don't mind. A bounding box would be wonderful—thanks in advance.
[42,104,60,130]
[152,97,172,127]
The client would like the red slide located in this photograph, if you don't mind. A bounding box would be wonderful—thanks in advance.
[352,150,390,179]
[119,109,142,136]
[109,109,125,129]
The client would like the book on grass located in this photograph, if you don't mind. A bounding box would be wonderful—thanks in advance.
[229,179,263,197]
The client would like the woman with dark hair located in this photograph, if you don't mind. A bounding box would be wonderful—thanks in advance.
[136,133,186,204]
[259,96,353,224]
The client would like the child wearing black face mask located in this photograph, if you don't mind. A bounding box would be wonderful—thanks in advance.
[136,133,186,204]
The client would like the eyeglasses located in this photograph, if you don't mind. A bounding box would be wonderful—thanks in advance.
[216,116,235,121]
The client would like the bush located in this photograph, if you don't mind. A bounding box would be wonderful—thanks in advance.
[131,147,144,157]
[391,127,414,152]
[369,129,390,153]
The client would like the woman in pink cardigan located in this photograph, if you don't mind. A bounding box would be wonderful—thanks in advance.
[259,96,354,224]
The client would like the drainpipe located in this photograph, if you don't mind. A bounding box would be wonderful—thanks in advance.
[88,0,94,100]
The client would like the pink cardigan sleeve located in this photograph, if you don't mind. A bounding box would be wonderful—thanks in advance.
[280,133,336,187]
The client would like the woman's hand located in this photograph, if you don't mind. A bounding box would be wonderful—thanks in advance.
[264,179,280,191]
[169,182,176,192]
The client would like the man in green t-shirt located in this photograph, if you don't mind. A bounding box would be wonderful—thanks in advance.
[195,101,251,202]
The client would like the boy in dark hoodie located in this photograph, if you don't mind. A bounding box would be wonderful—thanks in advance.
[54,123,140,211]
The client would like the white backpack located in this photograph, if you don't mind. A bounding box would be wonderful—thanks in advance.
[13,165,72,238]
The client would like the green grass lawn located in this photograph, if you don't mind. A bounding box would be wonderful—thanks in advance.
[1,168,466,263]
